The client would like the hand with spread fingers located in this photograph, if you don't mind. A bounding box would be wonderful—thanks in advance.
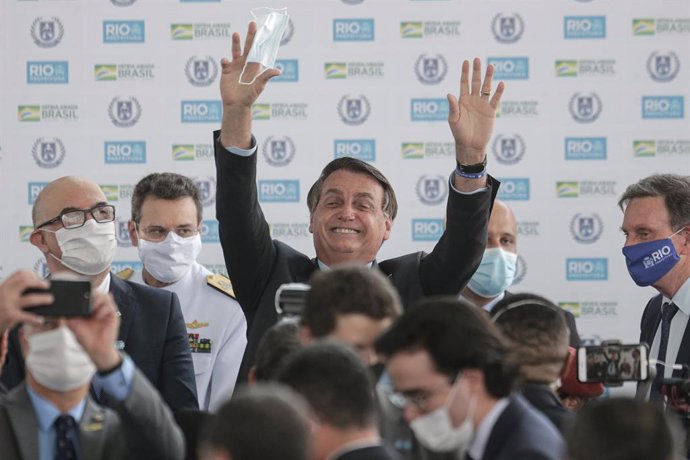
[219,21,281,149]
[0,270,50,333]
[448,58,505,190]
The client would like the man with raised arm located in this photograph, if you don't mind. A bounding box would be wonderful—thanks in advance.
[214,22,504,382]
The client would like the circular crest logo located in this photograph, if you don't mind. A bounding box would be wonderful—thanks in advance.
[569,92,602,123]
[115,218,132,248]
[280,18,295,46]
[111,0,136,5]
[415,54,448,85]
[31,17,64,48]
[262,136,296,167]
[193,176,217,208]
[109,97,142,128]
[32,137,66,169]
[186,56,219,87]
[338,95,371,126]
[33,258,50,279]
[570,213,604,244]
[492,134,525,165]
[512,254,527,286]
[416,175,448,205]
[492,13,524,44]
[647,51,680,82]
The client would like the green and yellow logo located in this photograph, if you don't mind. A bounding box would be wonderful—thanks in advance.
[252,103,271,120]
[555,60,578,77]
[400,22,423,39]
[173,144,195,161]
[633,140,656,157]
[633,19,655,36]
[18,105,41,122]
[171,24,193,40]
[559,302,580,319]
[324,63,347,79]
[401,143,425,159]
[95,64,117,81]
[19,225,34,242]
[556,181,579,198]
[99,185,119,202]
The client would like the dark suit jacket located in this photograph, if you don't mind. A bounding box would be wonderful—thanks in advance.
[520,383,574,435]
[335,445,400,460]
[482,395,564,460]
[214,132,498,382]
[492,291,582,347]
[0,368,185,460]
[639,293,690,396]
[1,275,198,411]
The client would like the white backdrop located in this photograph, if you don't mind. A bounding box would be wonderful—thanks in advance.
[1,0,689,361]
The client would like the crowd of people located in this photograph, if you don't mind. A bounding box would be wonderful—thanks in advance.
[1,22,689,460]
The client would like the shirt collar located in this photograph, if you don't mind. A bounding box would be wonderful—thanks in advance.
[26,383,87,432]
[317,260,374,271]
[664,277,690,316]
[467,398,509,460]
[96,272,111,295]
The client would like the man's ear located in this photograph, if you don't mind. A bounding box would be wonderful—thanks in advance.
[128,220,139,247]
[299,325,313,345]
[29,230,49,253]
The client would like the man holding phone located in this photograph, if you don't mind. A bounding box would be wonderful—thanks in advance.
[619,174,690,404]
[0,288,185,459]
[1,176,198,412]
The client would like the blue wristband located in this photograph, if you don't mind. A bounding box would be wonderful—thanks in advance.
[454,168,487,179]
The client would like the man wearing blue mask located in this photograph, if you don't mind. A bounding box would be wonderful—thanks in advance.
[461,200,581,347]
[620,174,690,403]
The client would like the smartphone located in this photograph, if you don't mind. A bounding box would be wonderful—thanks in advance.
[274,283,310,317]
[23,279,92,317]
[577,344,649,383]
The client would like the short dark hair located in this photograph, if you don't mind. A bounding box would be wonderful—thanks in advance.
[203,383,311,460]
[618,174,690,231]
[567,398,675,460]
[375,297,517,398]
[254,318,302,382]
[276,341,376,429]
[131,172,203,223]
[306,157,398,220]
[302,264,402,337]
[492,293,569,383]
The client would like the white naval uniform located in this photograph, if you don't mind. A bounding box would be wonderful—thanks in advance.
[130,262,247,411]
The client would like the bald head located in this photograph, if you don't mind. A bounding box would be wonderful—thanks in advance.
[32,176,107,227]
[487,199,517,254]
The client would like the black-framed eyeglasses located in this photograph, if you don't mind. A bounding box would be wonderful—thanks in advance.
[36,204,116,230]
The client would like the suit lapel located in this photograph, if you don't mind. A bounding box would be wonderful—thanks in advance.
[640,295,663,347]
[482,397,519,460]
[79,398,108,459]
[110,276,135,344]
[5,385,40,460]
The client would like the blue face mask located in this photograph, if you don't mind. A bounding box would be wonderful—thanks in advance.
[467,247,518,298]
[622,228,685,286]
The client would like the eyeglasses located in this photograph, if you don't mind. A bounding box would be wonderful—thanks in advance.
[137,225,199,242]
[37,204,116,230]
[383,383,451,413]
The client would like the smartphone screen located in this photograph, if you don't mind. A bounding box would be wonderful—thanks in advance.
[577,344,649,383]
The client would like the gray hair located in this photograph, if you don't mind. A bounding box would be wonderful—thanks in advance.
[618,174,690,230]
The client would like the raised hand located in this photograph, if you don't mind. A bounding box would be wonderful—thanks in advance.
[447,58,505,165]
[0,270,50,333]
[68,292,121,372]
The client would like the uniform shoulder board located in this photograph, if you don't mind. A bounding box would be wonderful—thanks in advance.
[207,274,236,299]
[116,268,134,280]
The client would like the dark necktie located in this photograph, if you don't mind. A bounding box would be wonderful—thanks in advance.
[54,414,77,460]
[651,302,679,405]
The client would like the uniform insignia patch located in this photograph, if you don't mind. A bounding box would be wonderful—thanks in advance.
[188,333,212,353]
[207,274,236,298]
[186,320,210,329]
[115,268,134,280]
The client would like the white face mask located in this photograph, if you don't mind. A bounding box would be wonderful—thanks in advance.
[26,326,96,392]
[137,231,202,284]
[410,375,476,453]
[467,247,518,298]
[41,219,116,276]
